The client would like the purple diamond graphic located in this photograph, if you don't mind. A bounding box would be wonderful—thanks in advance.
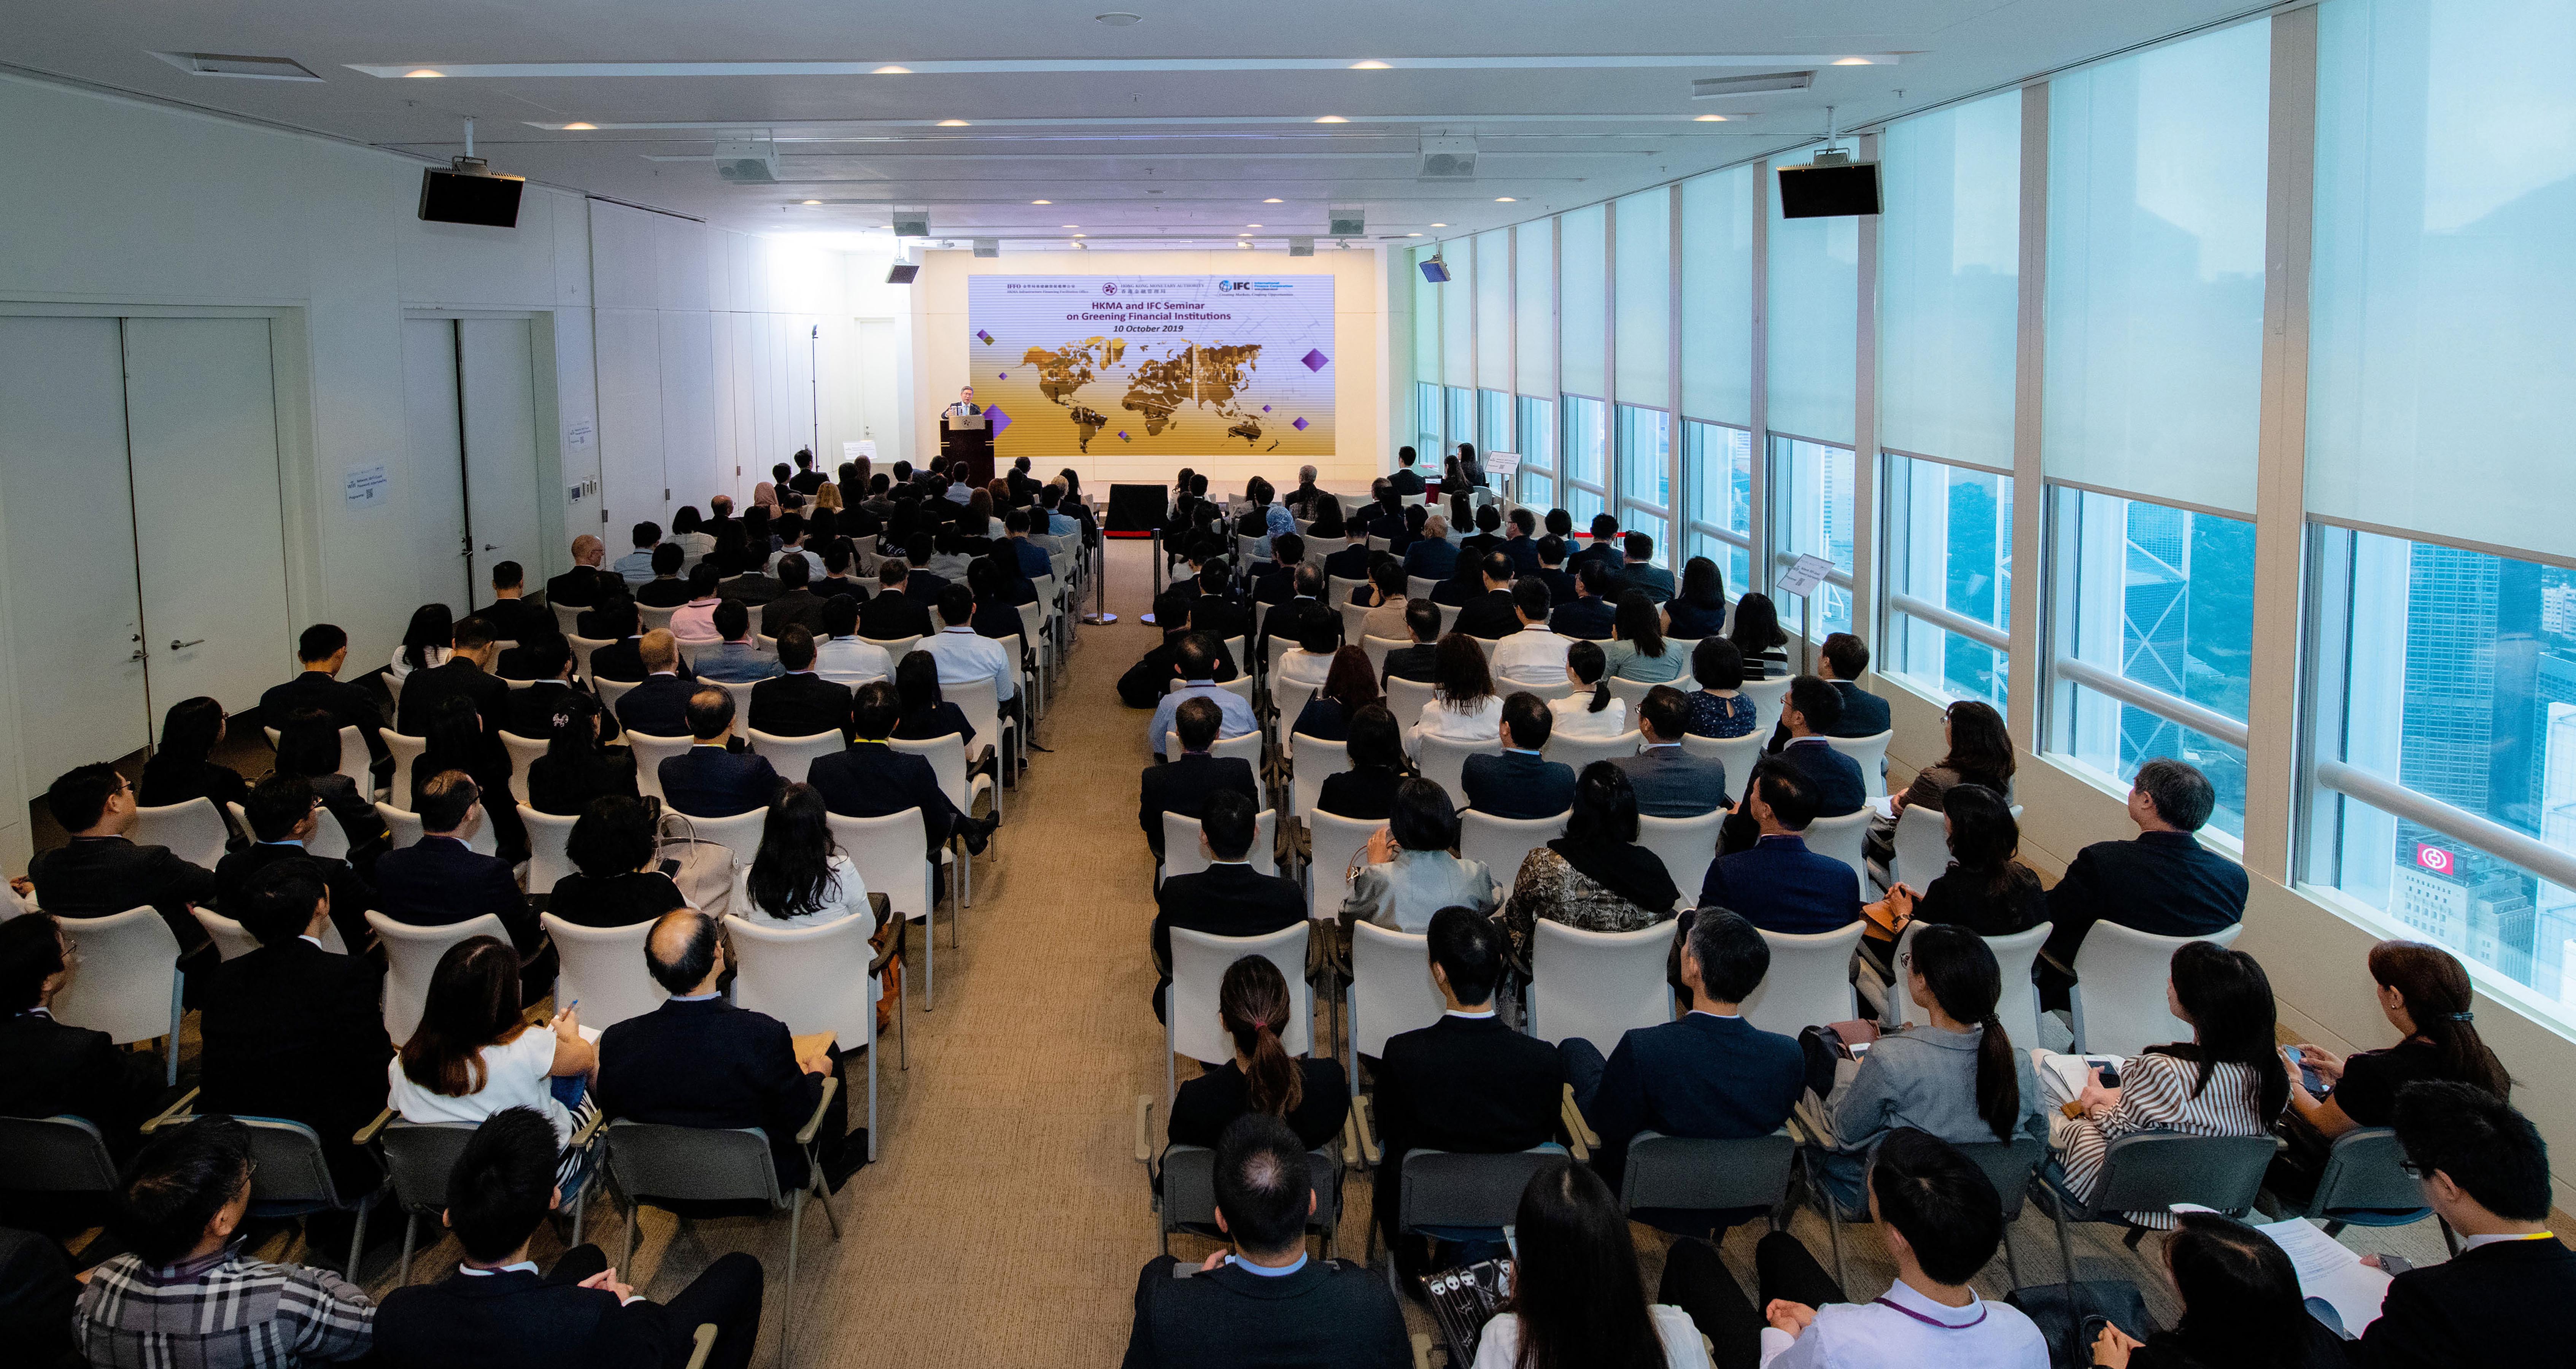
[976,330,992,345]
[996,372,1008,380]
[985,407,1011,436]
[1262,405,1272,413]
[1292,417,1309,431]
[1300,348,1329,372]
[1118,430,1130,441]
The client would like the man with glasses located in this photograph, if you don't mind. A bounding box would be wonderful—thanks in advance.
[214,773,376,955]
[25,761,220,970]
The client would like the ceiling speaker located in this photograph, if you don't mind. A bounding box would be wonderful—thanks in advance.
[1328,207,1365,237]
[1419,137,1478,179]
[892,210,931,238]
[973,238,1000,258]
[1289,237,1314,257]
[714,138,779,184]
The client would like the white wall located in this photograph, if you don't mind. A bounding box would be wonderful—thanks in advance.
[910,247,1384,489]
[0,71,890,870]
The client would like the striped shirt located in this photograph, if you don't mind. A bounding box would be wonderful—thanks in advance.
[2056,1051,2269,1229]
[76,1241,375,1369]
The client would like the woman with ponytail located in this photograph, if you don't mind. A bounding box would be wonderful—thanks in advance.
[1549,638,1629,739]
[1165,955,1348,1150]
[2267,940,2511,1202]
[1807,924,2045,1209]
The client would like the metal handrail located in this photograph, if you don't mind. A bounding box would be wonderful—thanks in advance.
[2051,655,2251,750]
[1888,592,2012,652]
[2315,759,2576,893]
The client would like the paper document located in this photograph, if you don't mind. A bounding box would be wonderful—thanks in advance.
[2252,1216,2391,1333]
[2036,1051,2123,1098]
[1869,795,1897,821]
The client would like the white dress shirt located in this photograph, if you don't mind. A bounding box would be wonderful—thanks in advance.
[1759,1279,2045,1369]
[922,624,1016,701]
[814,635,894,686]
[1489,623,1572,687]
[1277,648,1336,691]
[1409,693,1504,755]
[1549,692,1630,739]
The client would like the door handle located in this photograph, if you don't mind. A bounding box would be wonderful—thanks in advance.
[169,638,205,651]
[484,543,500,552]
[130,648,146,663]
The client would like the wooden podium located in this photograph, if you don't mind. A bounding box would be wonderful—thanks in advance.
[941,413,993,486]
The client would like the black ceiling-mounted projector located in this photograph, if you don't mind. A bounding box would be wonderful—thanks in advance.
[886,262,920,284]
[1419,256,1452,283]
[1777,149,1880,219]
[419,156,524,227]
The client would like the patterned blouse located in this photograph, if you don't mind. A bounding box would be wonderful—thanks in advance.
[1683,690,1758,738]
[2056,1051,2271,1229]
[1499,847,1678,964]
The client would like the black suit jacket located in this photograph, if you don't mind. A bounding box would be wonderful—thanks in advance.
[1149,864,1306,988]
[372,837,540,958]
[598,997,826,1191]
[526,748,640,818]
[1187,594,1248,643]
[1535,567,1581,607]
[0,1010,157,1154]
[614,673,699,739]
[808,743,964,853]
[1322,544,1373,583]
[2350,1235,2576,1369]
[1387,468,1425,496]
[26,836,218,954]
[2042,831,2249,973]
[376,1264,683,1369]
[587,638,697,687]
[1372,1015,1563,1240]
[659,746,784,818]
[505,680,620,744]
[749,673,853,741]
[396,658,510,736]
[858,591,933,641]
[197,938,391,1155]
[1122,1256,1410,1369]
[213,843,374,951]
[258,670,389,767]
[1753,738,1867,818]
[1763,678,1894,749]
[1461,751,1575,820]
[1549,594,1617,640]
[544,567,604,608]
[720,571,782,607]
[1381,643,1439,684]
[758,589,828,640]
[1256,597,1337,660]
[1139,754,1260,859]
[1452,589,1524,641]
[473,598,550,645]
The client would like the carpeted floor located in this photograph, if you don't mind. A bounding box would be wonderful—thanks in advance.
[250,537,2451,1367]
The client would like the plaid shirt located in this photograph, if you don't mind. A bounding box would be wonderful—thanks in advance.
[76,1240,375,1369]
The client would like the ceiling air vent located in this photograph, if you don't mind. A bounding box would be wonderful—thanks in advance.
[150,51,324,81]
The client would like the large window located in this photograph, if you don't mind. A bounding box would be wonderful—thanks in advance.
[1478,389,1512,456]
[1414,381,1443,466]
[2304,527,2576,1018]
[1768,436,1855,638]
[1615,404,1671,564]
[1882,454,2011,706]
[2045,486,2254,839]
[1445,387,1475,467]
[1560,395,1607,525]
[1515,395,1555,508]
[1684,421,1753,593]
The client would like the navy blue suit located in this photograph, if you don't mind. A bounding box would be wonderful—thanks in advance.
[373,835,552,987]
[2041,830,2249,977]
[1756,738,1867,818]
[614,673,699,739]
[658,744,785,818]
[597,997,836,1192]
[1581,1012,1805,1191]
[1698,834,1861,934]
[1765,678,1893,748]
[1460,751,1574,821]
[808,742,970,854]
[1401,538,1457,580]
[1549,594,1616,640]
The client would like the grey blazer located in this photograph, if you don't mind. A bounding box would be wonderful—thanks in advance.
[1610,744,1730,818]
[1342,850,1498,932]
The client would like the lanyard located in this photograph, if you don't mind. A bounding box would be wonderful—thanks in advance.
[1870,1296,1986,1330]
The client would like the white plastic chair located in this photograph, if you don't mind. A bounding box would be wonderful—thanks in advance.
[376,802,499,857]
[1171,675,1257,708]
[1824,730,1894,798]
[520,805,580,893]
[1168,923,1311,1104]
[672,809,766,873]
[594,677,639,714]
[828,810,945,1009]
[636,604,679,633]
[192,906,351,962]
[948,674,1015,795]
[727,912,896,1159]
[1636,810,1727,899]
[1288,735,1350,821]
[1363,634,1410,679]
[715,678,761,720]
[1271,680,1322,756]
[224,800,350,863]
[1408,575,1438,602]
[1889,802,1953,893]
[381,733,429,811]
[1385,677,1438,734]
[264,724,370,790]
[748,730,845,785]
[860,635,919,662]
[1335,599,1373,644]
[132,798,228,871]
[1604,677,1659,712]
[1528,920,1675,1059]
[1803,810,1871,883]
[2071,922,2245,1055]
[1740,923,1866,1037]
[499,733,547,804]
[1346,921,1448,1084]
[1680,731,1766,804]
[1306,811,1376,921]
[623,734,695,803]
[1885,921,2055,1052]
[1415,734,1493,800]
[52,907,184,1083]
[888,734,994,909]
[566,635,615,683]
[366,911,508,1043]
[538,915,667,1032]
[1164,731,1263,771]
[1457,810,1564,888]
[1160,810,1279,880]
[1543,730,1643,772]
[552,601,585,635]
[1468,635,1502,662]
[1741,676,1795,734]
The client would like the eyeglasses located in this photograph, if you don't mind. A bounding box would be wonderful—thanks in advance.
[2397,1159,2428,1179]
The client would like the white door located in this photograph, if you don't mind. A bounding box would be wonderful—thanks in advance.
[856,318,900,453]
[0,317,151,783]
[457,318,544,594]
[404,318,473,610]
[121,318,293,720]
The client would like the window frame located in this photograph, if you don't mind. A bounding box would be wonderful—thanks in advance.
[1766,432,1858,642]
[1615,402,1673,564]
[1683,418,1756,595]
[1560,393,1609,525]
[1879,448,2014,707]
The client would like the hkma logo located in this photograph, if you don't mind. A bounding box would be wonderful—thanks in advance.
[1100,283,1119,294]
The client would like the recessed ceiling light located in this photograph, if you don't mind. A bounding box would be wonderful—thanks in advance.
[873,65,912,75]
[936,119,969,126]
[402,69,445,78]
[1314,116,1348,124]
[1072,233,1085,237]
[1062,223,1079,228]
[1262,198,1284,203]
[562,122,597,130]
[1032,199,1052,204]
[1246,223,1262,228]
[1238,240,1251,248]
[1350,60,1391,70]
[1429,222,1447,227]
[801,199,823,205]
[1495,197,1517,202]
[1406,232,1423,237]
[1095,11,1143,24]
[1694,114,1727,122]
[1833,57,1874,65]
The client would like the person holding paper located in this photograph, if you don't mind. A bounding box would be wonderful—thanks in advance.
[2085,1213,2347,1369]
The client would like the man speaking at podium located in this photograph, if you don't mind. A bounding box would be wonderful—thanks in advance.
[945,386,981,418]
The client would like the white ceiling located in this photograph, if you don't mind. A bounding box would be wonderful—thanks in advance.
[7,1,2274,249]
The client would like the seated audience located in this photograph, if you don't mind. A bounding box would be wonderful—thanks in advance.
[1683,638,1758,739]
[472,561,548,646]
[372,772,553,995]
[1613,686,1730,818]
[261,623,391,778]
[0,1223,79,1369]
[1276,615,1340,696]
[545,797,685,927]
[391,604,454,682]
[136,696,249,842]
[1805,926,2045,1210]
[1145,634,1258,761]
[1473,1161,1714,1369]
[1663,557,1730,640]
[1759,633,1889,749]
[1461,691,1576,819]
[213,772,375,952]
[1863,699,2014,876]
[1316,705,1412,821]
[659,689,785,818]
[1659,1129,2044,1369]
[599,910,861,1190]
[199,862,391,1200]
[1569,513,1626,577]
[74,1117,376,1369]
[269,710,390,858]
[1381,599,1445,684]
[1491,579,1572,688]
[499,636,590,739]
[2086,1212,2347,1369]
[1551,639,1629,740]
[632,543,692,608]
[1166,956,1350,1151]
[1699,769,1861,934]
[2037,941,2285,1229]
[1340,779,1498,932]
[1533,532,1579,605]
[384,937,598,1188]
[861,559,936,640]
[2038,758,2247,1008]
[1501,762,1683,962]
[545,535,608,607]
[523,690,637,818]
[29,762,220,965]
[1549,561,1620,641]
[692,601,780,683]
[372,1108,763,1369]
[1147,791,1303,1022]
[750,627,856,740]
[667,563,727,642]
[2340,1082,2576,1369]
[813,594,893,686]
[1372,908,1565,1282]
[741,783,879,932]
[1289,645,1379,743]
[1727,593,1791,678]
[890,650,977,748]
[1861,784,2043,976]
[758,555,828,638]
[396,615,509,737]
[410,695,528,865]
[1411,634,1504,756]
[1142,697,1261,861]
[1607,591,1687,683]
[1452,553,1523,640]
[808,680,997,856]
[1123,1114,1408,1368]
[1359,557,1412,640]
[611,520,661,585]
[612,630,699,738]
[0,914,159,1158]
[2268,941,2511,1205]
[575,585,635,649]
[1716,676,1866,856]
[1258,566,1339,665]
[1402,515,1458,578]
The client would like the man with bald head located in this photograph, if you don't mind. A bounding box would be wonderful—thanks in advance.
[597,909,863,1191]
[546,535,609,608]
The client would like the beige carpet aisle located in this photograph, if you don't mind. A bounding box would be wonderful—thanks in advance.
[336,537,2455,1367]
